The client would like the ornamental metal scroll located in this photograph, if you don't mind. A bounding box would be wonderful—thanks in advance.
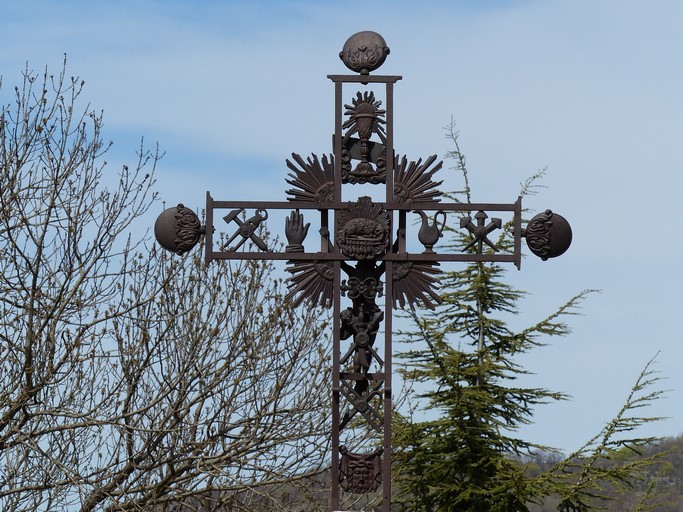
[153,30,573,512]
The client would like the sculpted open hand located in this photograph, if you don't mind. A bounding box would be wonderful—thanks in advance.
[285,210,310,251]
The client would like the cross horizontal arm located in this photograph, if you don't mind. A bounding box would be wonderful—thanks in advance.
[206,250,517,263]
[209,199,520,212]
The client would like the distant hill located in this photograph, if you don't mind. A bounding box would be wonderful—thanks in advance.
[529,435,683,511]
[154,436,683,510]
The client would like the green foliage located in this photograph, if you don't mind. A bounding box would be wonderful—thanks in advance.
[393,121,666,511]
[534,355,668,512]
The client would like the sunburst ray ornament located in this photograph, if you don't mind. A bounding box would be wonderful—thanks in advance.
[342,91,387,142]
[342,91,387,184]
[285,260,334,308]
[392,262,443,310]
[393,154,444,203]
[285,153,335,203]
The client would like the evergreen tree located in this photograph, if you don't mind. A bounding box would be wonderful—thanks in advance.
[393,121,665,512]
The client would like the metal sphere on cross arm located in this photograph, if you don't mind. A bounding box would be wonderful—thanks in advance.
[523,209,573,260]
[154,204,204,255]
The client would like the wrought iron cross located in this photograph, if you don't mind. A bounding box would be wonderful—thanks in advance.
[154,31,572,512]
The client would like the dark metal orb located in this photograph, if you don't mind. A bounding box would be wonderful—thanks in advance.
[339,31,390,75]
[524,209,572,260]
[154,204,202,255]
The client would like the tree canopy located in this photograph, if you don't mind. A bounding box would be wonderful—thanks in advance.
[0,62,331,512]
[393,122,667,512]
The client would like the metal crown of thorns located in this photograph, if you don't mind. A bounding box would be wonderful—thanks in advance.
[154,30,573,511]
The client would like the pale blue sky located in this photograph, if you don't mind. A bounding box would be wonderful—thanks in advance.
[2,0,682,453]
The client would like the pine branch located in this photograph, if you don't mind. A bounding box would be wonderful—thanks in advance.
[538,355,667,510]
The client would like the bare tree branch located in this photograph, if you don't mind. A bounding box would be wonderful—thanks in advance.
[1,61,332,512]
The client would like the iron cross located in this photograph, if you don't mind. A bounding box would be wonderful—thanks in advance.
[154,31,572,512]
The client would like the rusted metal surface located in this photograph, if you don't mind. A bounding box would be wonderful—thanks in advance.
[154,31,573,512]
[154,204,202,255]
[339,31,390,75]
[523,209,573,260]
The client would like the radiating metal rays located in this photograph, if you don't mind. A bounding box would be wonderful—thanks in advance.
[285,153,335,204]
[394,154,443,203]
[393,261,443,310]
[284,260,334,308]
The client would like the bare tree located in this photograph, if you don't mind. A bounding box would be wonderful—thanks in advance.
[0,62,332,511]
